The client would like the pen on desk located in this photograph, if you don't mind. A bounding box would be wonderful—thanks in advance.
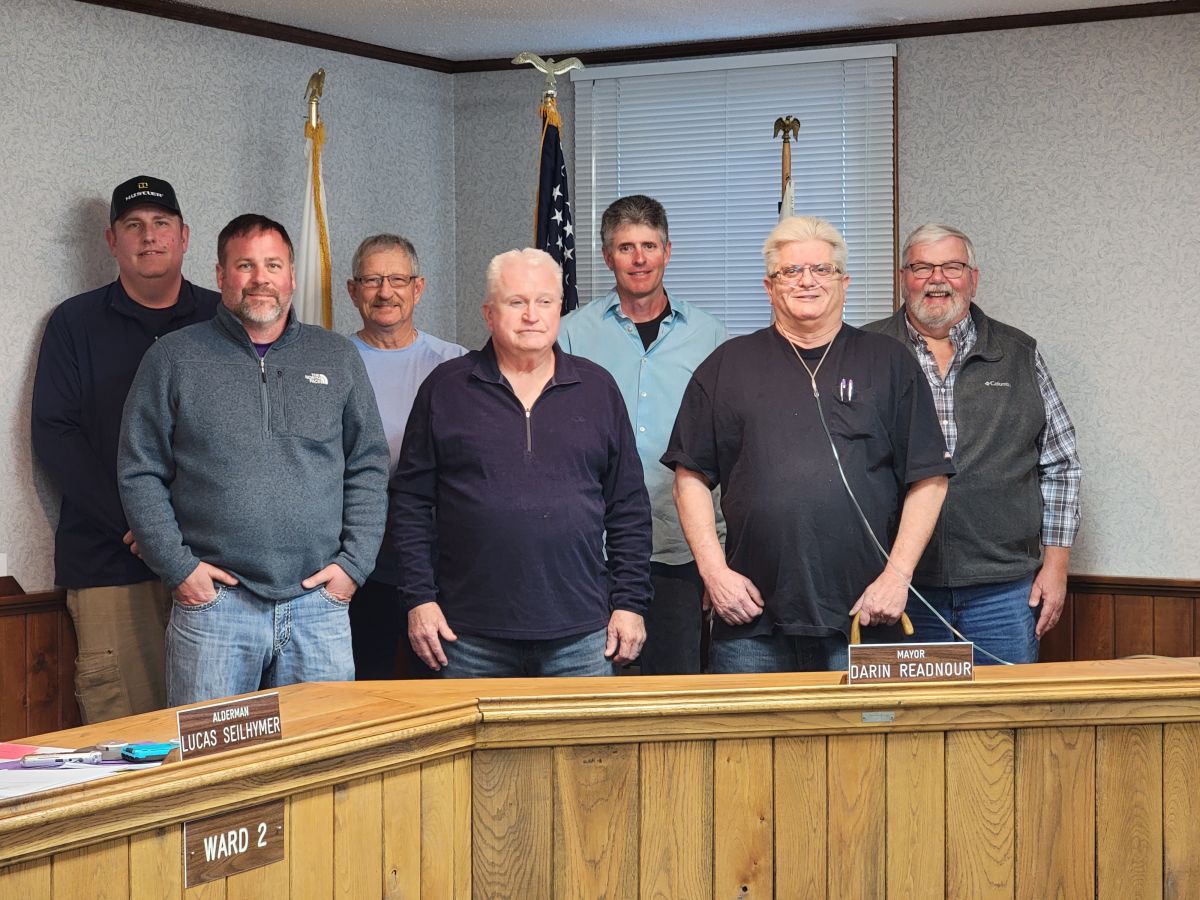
[21,751,103,767]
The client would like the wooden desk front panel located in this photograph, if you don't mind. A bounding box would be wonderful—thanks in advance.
[472,724,1200,900]
[0,751,473,900]
[3,663,1200,899]
[2,732,1198,898]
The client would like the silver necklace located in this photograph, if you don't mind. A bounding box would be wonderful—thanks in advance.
[788,335,833,396]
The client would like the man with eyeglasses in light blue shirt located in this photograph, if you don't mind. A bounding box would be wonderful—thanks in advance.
[346,234,466,679]
[560,195,726,674]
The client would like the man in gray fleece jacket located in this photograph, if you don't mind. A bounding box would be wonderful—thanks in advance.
[119,214,389,707]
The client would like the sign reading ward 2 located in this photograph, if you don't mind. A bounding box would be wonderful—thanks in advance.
[184,800,285,887]
[848,642,975,685]
[176,692,283,761]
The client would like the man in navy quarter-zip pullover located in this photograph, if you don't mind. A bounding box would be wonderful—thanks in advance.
[390,248,653,678]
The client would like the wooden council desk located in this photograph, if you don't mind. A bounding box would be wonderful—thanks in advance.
[1,657,1198,898]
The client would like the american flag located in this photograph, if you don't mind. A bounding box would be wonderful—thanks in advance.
[535,106,578,313]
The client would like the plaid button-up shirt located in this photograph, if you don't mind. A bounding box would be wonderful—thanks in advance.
[902,312,1081,547]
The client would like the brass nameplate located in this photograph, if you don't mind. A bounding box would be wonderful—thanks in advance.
[848,642,974,684]
[184,799,285,887]
[176,692,282,761]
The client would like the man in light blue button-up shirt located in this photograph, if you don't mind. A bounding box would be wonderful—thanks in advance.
[560,195,726,674]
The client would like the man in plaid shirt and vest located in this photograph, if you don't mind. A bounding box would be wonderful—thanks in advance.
[864,223,1081,664]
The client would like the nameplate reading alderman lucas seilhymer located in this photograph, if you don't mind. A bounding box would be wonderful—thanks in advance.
[176,692,283,762]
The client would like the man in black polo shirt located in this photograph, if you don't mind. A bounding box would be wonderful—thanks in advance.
[390,248,652,677]
[664,216,953,673]
[32,176,219,721]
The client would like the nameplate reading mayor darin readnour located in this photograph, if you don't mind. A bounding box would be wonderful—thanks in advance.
[177,692,283,762]
[847,643,975,685]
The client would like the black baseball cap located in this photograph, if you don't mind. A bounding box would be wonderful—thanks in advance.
[109,176,181,225]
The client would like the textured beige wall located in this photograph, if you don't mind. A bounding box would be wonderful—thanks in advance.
[897,15,1200,577]
[2,2,1196,590]
[453,70,575,352]
[0,0,455,590]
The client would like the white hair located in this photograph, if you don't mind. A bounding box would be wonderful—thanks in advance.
[763,216,848,274]
[484,248,563,303]
[902,223,977,268]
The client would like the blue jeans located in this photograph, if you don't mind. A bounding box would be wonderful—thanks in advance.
[709,632,850,673]
[904,575,1039,665]
[441,628,615,678]
[166,584,355,706]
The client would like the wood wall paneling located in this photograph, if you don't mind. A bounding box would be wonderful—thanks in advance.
[51,837,129,900]
[886,731,945,898]
[1072,593,1115,660]
[0,615,27,739]
[773,736,827,899]
[552,743,638,900]
[827,734,886,899]
[472,748,552,898]
[419,753,472,900]
[945,729,1015,900]
[1114,594,1155,657]
[0,858,51,899]
[713,738,773,898]
[334,776,383,898]
[1153,597,1195,657]
[1163,723,1200,899]
[1015,727,1096,899]
[290,787,334,900]
[382,766,422,898]
[26,612,61,737]
[1096,725,1162,900]
[129,825,182,897]
[639,740,713,899]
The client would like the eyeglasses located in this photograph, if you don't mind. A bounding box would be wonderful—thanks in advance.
[354,274,418,289]
[904,261,970,279]
[769,263,843,282]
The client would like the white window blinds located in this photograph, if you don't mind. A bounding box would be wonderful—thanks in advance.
[573,46,896,333]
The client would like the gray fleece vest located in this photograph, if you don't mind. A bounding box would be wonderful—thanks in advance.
[864,305,1045,587]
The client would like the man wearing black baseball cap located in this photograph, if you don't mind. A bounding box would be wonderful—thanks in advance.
[32,175,219,723]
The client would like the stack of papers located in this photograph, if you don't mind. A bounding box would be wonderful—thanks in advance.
[0,742,161,801]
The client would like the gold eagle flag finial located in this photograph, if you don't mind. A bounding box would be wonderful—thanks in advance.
[512,52,585,100]
[305,68,326,129]
[773,115,801,143]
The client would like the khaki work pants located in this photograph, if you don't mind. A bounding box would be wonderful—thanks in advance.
[66,581,171,723]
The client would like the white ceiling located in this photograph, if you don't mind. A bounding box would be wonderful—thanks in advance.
[182,0,1163,62]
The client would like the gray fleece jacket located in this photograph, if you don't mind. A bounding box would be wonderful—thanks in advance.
[118,304,389,600]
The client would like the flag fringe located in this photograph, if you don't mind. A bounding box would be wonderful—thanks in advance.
[305,120,333,329]
[539,95,562,130]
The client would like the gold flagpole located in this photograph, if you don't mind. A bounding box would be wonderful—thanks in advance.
[773,115,801,218]
[303,69,332,328]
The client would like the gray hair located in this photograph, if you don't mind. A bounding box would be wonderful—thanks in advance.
[600,195,669,250]
[902,223,977,268]
[762,216,848,274]
[351,234,420,277]
[484,248,562,303]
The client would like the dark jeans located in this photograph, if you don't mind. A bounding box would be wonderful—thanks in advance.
[349,578,438,680]
[640,561,705,675]
[905,574,1039,665]
[440,628,614,678]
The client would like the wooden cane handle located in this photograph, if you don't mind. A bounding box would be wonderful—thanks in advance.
[850,611,915,645]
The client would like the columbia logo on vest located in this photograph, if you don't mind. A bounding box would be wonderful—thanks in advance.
[304,373,329,385]
[984,381,1011,387]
